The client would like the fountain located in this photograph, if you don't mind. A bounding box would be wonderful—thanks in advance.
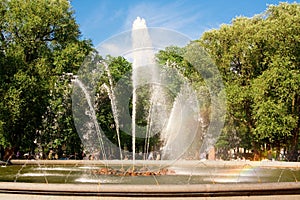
[71,17,210,171]
[70,17,207,176]
[0,17,299,199]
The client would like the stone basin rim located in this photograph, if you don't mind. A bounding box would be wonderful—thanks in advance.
[0,182,299,197]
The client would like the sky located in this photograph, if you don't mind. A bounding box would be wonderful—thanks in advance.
[70,0,298,46]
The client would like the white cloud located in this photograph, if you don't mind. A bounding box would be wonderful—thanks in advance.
[123,1,207,39]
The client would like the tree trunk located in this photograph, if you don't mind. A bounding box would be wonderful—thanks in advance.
[289,94,300,161]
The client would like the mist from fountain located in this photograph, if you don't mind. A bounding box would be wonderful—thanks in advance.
[72,17,209,169]
[160,83,200,160]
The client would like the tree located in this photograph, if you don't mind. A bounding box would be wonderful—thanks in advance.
[200,16,263,154]
[200,2,300,160]
[251,3,300,160]
[0,0,92,155]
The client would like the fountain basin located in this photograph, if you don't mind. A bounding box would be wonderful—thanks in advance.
[1,160,299,184]
[1,160,300,199]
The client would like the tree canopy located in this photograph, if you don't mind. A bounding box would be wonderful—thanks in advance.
[0,0,92,155]
[200,2,300,160]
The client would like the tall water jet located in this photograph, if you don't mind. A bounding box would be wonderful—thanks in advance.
[130,17,203,162]
[102,62,123,161]
[131,17,156,163]
[72,78,107,161]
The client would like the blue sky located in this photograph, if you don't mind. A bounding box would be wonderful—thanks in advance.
[70,0,298,46]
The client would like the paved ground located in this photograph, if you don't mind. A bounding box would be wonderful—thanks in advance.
[0,182,299,200]
[0,194,299,200]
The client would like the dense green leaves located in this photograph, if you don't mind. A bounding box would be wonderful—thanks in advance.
[200,2,300,160]
[0,0,92,155]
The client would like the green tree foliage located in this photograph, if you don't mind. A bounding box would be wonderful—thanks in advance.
[200,2,300,160]
[0,0,92,154]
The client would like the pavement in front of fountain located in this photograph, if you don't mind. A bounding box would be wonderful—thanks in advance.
[0,194,299,200]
